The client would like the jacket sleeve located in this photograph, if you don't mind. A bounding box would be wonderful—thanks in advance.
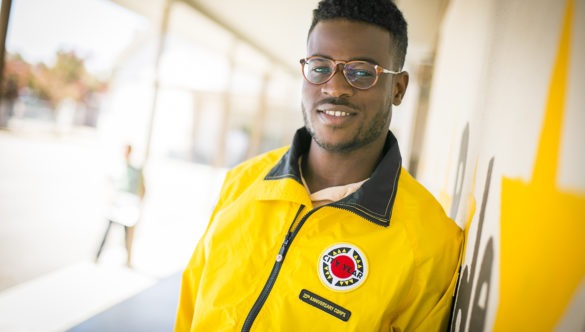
[391,217,464,332]
[409,260,461,331]
[174,238,206,332]
[174,172,229,331]
[410,228,463,332]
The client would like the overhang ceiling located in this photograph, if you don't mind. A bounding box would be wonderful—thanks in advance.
[112,0,447,74]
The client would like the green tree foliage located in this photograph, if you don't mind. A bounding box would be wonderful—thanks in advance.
[2,50,108,107]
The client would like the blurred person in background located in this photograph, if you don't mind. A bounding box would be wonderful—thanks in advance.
[175,0,462,330]
[96,144,146,268]
[0,77,18,128]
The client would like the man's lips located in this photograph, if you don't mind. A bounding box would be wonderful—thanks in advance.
[317,103,357,116]
[316,104,357,127]
[316,98,358,117]
[320,109,352,117]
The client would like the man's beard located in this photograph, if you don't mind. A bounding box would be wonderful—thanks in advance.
[301,103,391,153]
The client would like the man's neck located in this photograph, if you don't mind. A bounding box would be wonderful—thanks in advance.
[302,138,386,193]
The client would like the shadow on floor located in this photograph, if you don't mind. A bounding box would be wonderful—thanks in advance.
[67,271,181,332]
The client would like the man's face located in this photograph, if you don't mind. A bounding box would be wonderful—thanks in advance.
[301,19,407,153]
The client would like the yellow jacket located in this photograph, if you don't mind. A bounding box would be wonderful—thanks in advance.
[175,128,463,331]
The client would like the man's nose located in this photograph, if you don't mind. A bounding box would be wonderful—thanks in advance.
[321,66,354,97]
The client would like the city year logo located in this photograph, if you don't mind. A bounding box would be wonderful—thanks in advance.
[318,243,368,291]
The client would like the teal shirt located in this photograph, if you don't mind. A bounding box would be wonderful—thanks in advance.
[119,164,143,196]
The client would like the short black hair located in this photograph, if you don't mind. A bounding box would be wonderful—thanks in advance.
[309,0,408,69]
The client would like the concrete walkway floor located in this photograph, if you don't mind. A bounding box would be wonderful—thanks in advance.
[0,122,226,331]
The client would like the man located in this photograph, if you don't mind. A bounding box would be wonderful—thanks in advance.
[96,144,146,268]
[175,0,462,331]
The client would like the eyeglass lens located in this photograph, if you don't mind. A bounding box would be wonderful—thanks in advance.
[302,57,379,89]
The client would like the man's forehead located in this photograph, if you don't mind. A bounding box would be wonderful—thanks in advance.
[307,19,393,62]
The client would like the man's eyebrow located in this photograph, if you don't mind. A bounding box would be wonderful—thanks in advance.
[307,53,332,59]
[307,54,383,65]
[348,57,382,65]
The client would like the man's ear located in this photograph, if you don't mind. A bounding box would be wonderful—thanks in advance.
[392,71,409,106]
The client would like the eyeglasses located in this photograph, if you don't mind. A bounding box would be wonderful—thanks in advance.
[300,56,402,90]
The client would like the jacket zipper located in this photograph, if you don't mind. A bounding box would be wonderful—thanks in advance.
[241,205,318,331]
[330,203,390,227]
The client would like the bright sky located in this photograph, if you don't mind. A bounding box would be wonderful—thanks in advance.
[6,0,148,75]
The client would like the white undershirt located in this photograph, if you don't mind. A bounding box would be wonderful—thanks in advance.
[299,157,368,208]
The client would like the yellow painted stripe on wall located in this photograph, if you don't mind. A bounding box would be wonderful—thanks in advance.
[494,0,585,329]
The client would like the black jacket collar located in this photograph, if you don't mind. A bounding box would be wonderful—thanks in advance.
[265,127,402,227]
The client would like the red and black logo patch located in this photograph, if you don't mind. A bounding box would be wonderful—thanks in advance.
[318,243,367,291]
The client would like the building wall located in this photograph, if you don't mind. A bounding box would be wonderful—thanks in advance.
[414,0,585,330]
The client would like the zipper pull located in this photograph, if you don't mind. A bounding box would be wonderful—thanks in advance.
[275,233,291,262]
